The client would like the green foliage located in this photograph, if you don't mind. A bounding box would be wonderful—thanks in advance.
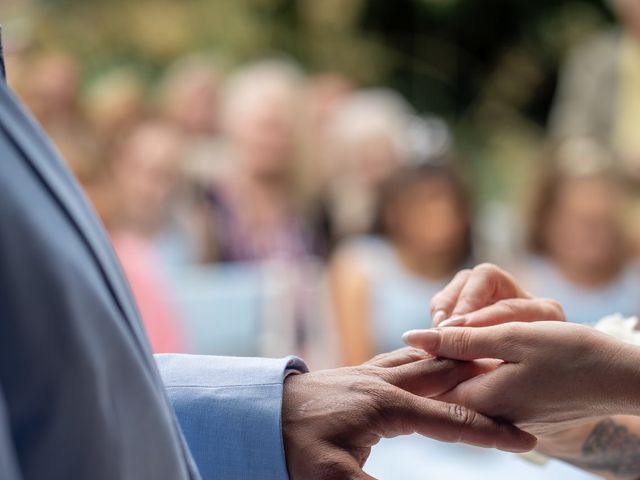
[2,0,618,204]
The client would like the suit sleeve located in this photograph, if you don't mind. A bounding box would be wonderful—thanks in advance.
[155,354,308,480]
[0,386,22,480]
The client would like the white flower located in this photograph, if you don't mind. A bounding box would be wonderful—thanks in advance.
[594,313,640,346]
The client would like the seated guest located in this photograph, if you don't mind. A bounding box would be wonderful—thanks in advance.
[83,67,146,144]
[158,55,225,182]
[107,120,188,352]
[330,163,473,365]
[0,72,536,480]
[319,89,413,246]
[193,59,318,264]
[522,138,640,325]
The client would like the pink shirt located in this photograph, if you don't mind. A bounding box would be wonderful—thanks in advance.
[111,230,187,353]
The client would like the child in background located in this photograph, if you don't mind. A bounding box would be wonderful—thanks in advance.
[522,138,640,325]
[330,163,473,365]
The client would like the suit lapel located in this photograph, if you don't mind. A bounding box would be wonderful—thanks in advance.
[0,82,154,360]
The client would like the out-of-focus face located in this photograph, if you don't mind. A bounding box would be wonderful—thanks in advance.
[26,53,79,121]
[544,177,624,277]
[305,74,353,132]
[357,136,402,189]
[165,71,219,135]
[111,125,183,233]
[388,180,468,263]
[86,74,145,138]
[229,85,296,178]
[615,0,640,39]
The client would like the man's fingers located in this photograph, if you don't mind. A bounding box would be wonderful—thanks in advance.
[389,392,537,453]
[385,357,501,397]
[365,347,432,368]
[451,264,528,317]
[440,298,566,328]
[402,325,526,362]
[430,269,471,324]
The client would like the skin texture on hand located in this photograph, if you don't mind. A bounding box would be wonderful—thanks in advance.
[429,263,564,328]
[404,319,640,437]
[416,263,640,479]
[281,348,537,480]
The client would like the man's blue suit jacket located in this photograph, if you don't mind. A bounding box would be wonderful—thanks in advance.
[0,77,306,479]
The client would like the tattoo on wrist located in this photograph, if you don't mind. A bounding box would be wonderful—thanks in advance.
[562,419,640,477]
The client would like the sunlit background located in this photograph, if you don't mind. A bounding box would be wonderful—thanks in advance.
[2,0,640,478]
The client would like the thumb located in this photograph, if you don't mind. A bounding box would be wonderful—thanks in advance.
[402,325,525,362]
[329,450,378,480]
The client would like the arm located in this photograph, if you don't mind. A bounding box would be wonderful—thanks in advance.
[538,416,640,480]
[329,252,376,365]
[416,263,640,478]
[156,354,307,480]
[157,350,536,480]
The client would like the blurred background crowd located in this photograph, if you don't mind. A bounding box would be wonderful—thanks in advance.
[2,0,640,375]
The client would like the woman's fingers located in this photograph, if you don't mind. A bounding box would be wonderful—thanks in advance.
[438,298,565,328]
[383,357,502,398]
[450,264,530,317]
[402,324,526,363]
[430,264,533,326]
[365,347,432,368]
[430,269,472,325]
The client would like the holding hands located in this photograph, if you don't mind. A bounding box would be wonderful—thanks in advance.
[404,264,640,436]
[284,263,640,479]
[283,346,535,479]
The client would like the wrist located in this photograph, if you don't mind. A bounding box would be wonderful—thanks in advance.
[534,420,602,459]
[605,340,640,416]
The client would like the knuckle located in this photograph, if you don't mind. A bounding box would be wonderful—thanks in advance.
[367,352,388,366]
[449,403,478,430]
[356,364,386,380]
[450,328,473,357]
[474,263,500,276]
[453,269,472,284]
[429,294,442,311]
[542,298,566,321]
[499,299,520,317]
[431,291,451,311]
[401,348,433,362]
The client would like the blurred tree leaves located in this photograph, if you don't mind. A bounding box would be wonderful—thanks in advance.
[18,0,613,125]
[0,0,618,208]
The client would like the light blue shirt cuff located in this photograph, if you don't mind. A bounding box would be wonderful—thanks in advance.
[156,354,308,480]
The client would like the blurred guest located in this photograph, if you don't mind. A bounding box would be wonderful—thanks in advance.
[83,67,146,143]
[193,59,317,264]
[318,89,412,250]
[550,0,640,178]
[298,73,354,195]
[158,54,224,182]
[21,51,82,132]
[107,121,188,353]
[20,51,94,174]
[330,163,473,365]
[298,73,355,256]
[521,138,640,325]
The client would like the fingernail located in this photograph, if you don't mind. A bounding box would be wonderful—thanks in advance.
[401,329,441,352]
[439,316,466,328]
[432,310,447,326]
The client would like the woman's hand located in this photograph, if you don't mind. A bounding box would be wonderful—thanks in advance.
[430,263,565,327]
[403,322,640,437]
